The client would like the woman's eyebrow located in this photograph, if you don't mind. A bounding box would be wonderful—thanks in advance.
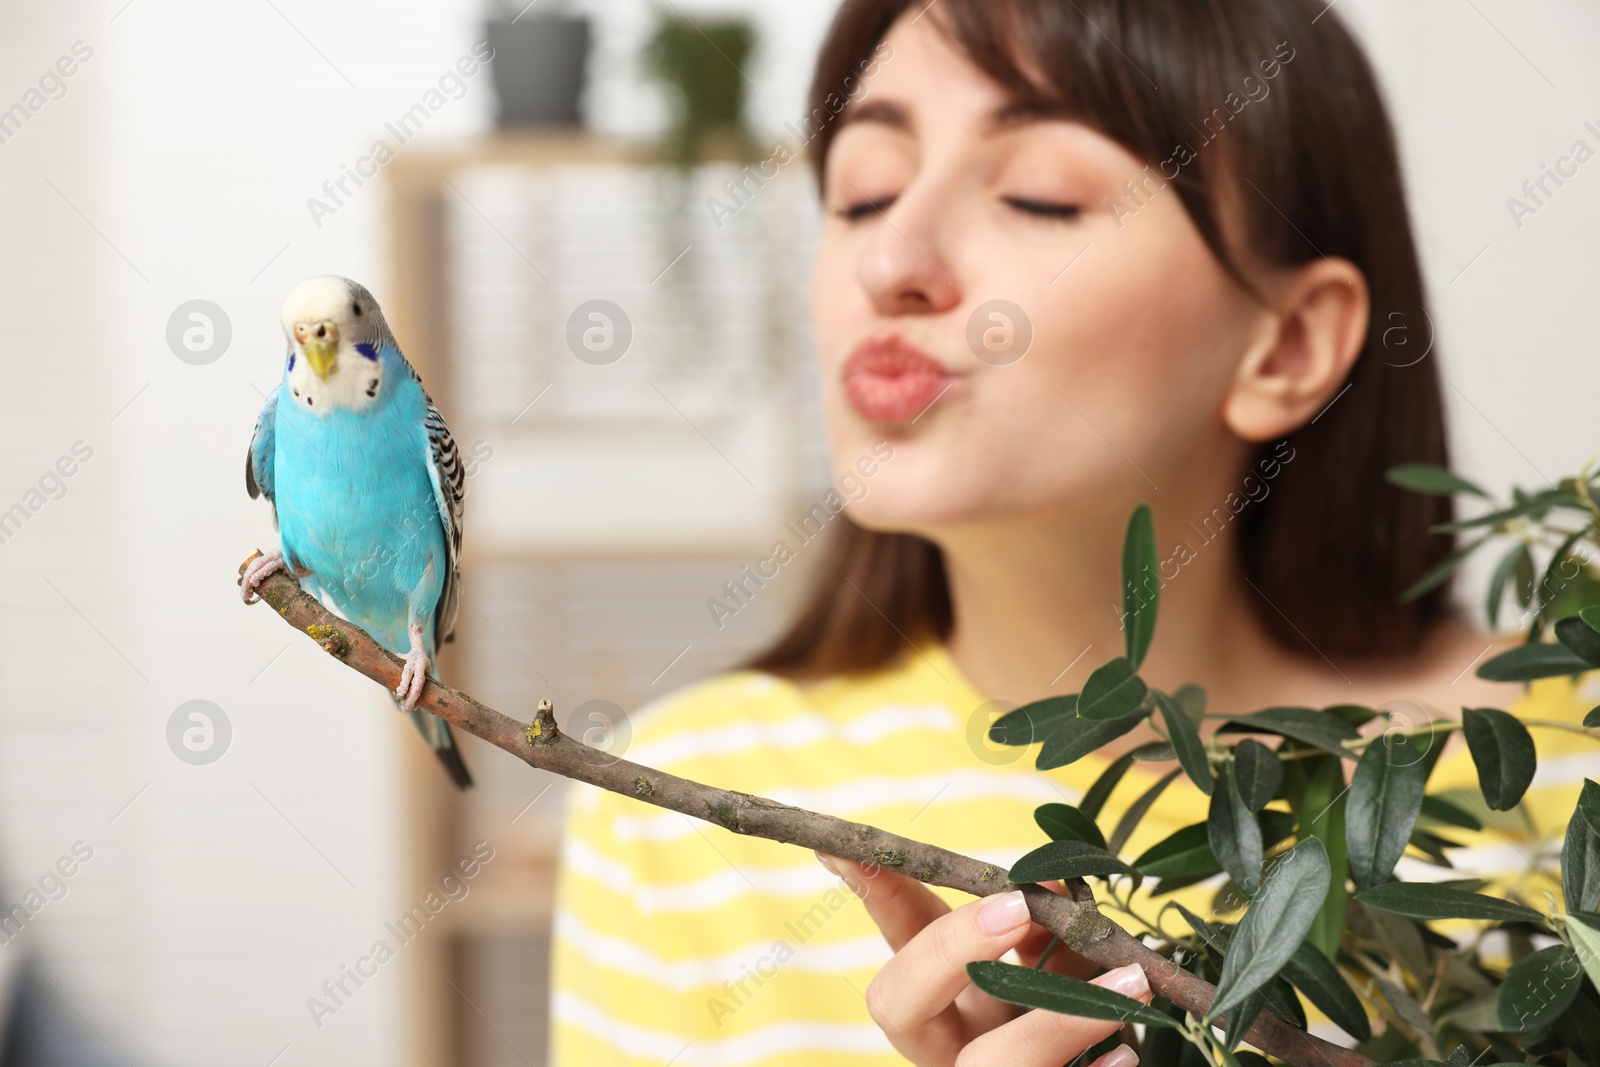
[833,97,1067,135]
[837,98,912,132]
[987,99,1072,131]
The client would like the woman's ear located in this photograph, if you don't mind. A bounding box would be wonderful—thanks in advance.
[1222,257,1370,443]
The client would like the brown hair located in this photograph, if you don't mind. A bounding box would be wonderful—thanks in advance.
[750,0,1455,678]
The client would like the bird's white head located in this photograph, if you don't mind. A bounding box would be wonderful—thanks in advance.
[279,275,394,415]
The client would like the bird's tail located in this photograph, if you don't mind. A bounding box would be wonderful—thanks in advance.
[395,697,474,790]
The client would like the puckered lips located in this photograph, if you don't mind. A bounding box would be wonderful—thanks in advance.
[841,334,957,424]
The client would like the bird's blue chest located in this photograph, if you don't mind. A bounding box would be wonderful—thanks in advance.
[270,377,445,649]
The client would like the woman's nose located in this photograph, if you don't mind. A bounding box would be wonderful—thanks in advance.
[854,188,961,316]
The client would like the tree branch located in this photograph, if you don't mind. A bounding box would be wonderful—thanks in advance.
[238,553,1373,1067]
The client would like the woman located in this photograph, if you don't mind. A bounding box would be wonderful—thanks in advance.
[550,0,1591,1063]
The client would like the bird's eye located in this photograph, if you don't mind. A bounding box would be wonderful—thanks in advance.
[352,303,362,317]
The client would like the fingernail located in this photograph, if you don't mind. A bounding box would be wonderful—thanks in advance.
[977,890,1029,935]
[815,852,839,875]
[1091,1043,1138,1067]
[1093,963,1149,999]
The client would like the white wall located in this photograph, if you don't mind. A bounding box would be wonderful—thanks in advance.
[0,2,492,1065]
[1343,0,1600,498]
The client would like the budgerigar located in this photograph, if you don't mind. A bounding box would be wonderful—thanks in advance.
[241,276,473,789]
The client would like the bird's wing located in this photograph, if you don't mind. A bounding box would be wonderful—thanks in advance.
[422,392,464,647]
[246,386,279,508]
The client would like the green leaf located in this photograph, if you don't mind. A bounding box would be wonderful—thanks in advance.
[1347,734,1427,890]
[1077,658,1149,720]
[1461,706,1537,810]
[1477,641,1593,682]
[1354,882,1545,924]
[1009,839,1137,884]
[1130,741,1176,761]
[1121,504,1159,670]
[1208,1034,1247,1067]
[1431,489,1577,531]
[1222,989,1267,1051]
[1323,703,1380,728]
[1557,615,1600,665]
[1514,543,1538,609]
[1033,803,1107,850]
[1136,823,1217,879]
[1232,739,1281,812]
[1208,838,1332,1021]
[1419,794,1482,831]
[1296,756,1349,958]
[1036,711,1148,771]
[1581,777,1600,840]
[1399,534,1489,603]
[1386,462,1487,497]
[1174,905,1306,1041]
[1108,767,1180,854]
[1079,753,1134,821]
[1529,527,1589,640]
[1583,605,1600,634]
[1408,828,1462,867]
[1171,901,1226,951]
[1138,1002,1199,1066]
[1565,780,1600,913]
[1135,812,1294,879]
[1381,978,1434,1035]
[988,695,1077,746]
[1588,705,1600,728]
[1553,991,1600,1067]
[1176,684,1207,720]
[1564,913,1600,995]
[1260,976,1308,1031]
[1156,692,1212,795]
[1498,945,1582,1031]
[1208,763,1264,895]
[1280,939,1371,1042]
[1219,707,1360,757]
[1486,542,1533,629]
[965,960,1179,1029]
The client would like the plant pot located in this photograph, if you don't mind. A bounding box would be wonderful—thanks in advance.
[486,15,590,127]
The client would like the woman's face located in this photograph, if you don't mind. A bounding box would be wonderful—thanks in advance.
[810,13,1268,534]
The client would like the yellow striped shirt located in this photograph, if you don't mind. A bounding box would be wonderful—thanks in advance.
[550,642,1598,1066]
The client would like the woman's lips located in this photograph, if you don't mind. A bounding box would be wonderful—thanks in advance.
[841,336,956,424]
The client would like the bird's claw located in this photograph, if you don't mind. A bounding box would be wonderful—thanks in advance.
[396,646,430,712]
[241,551,286,604]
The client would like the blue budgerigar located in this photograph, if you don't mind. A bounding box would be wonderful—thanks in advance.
[242,275,473,789]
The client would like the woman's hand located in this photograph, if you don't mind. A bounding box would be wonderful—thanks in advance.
[818,853,1147,1067]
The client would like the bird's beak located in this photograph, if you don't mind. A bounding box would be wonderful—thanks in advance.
[293,320,340,380]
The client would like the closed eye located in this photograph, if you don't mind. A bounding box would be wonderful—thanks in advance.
[1002,196,1081,220]
[834,195,899,221]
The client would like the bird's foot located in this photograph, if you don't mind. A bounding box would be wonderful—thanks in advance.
[241,551,286,604]
[396,637,430,712]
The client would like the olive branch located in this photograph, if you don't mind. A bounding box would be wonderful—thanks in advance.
[238,463,1600,1065]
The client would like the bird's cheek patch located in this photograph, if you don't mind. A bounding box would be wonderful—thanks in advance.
[356,342,379,361]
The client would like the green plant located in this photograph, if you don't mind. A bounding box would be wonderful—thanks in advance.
[643,14,754,165]
[242,463,1600,1066]
[970,469,1600,1066]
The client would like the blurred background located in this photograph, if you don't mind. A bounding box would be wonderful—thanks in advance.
[0,1,1595,1064]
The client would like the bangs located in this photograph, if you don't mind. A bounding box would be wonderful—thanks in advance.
[813,0,1347,282]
